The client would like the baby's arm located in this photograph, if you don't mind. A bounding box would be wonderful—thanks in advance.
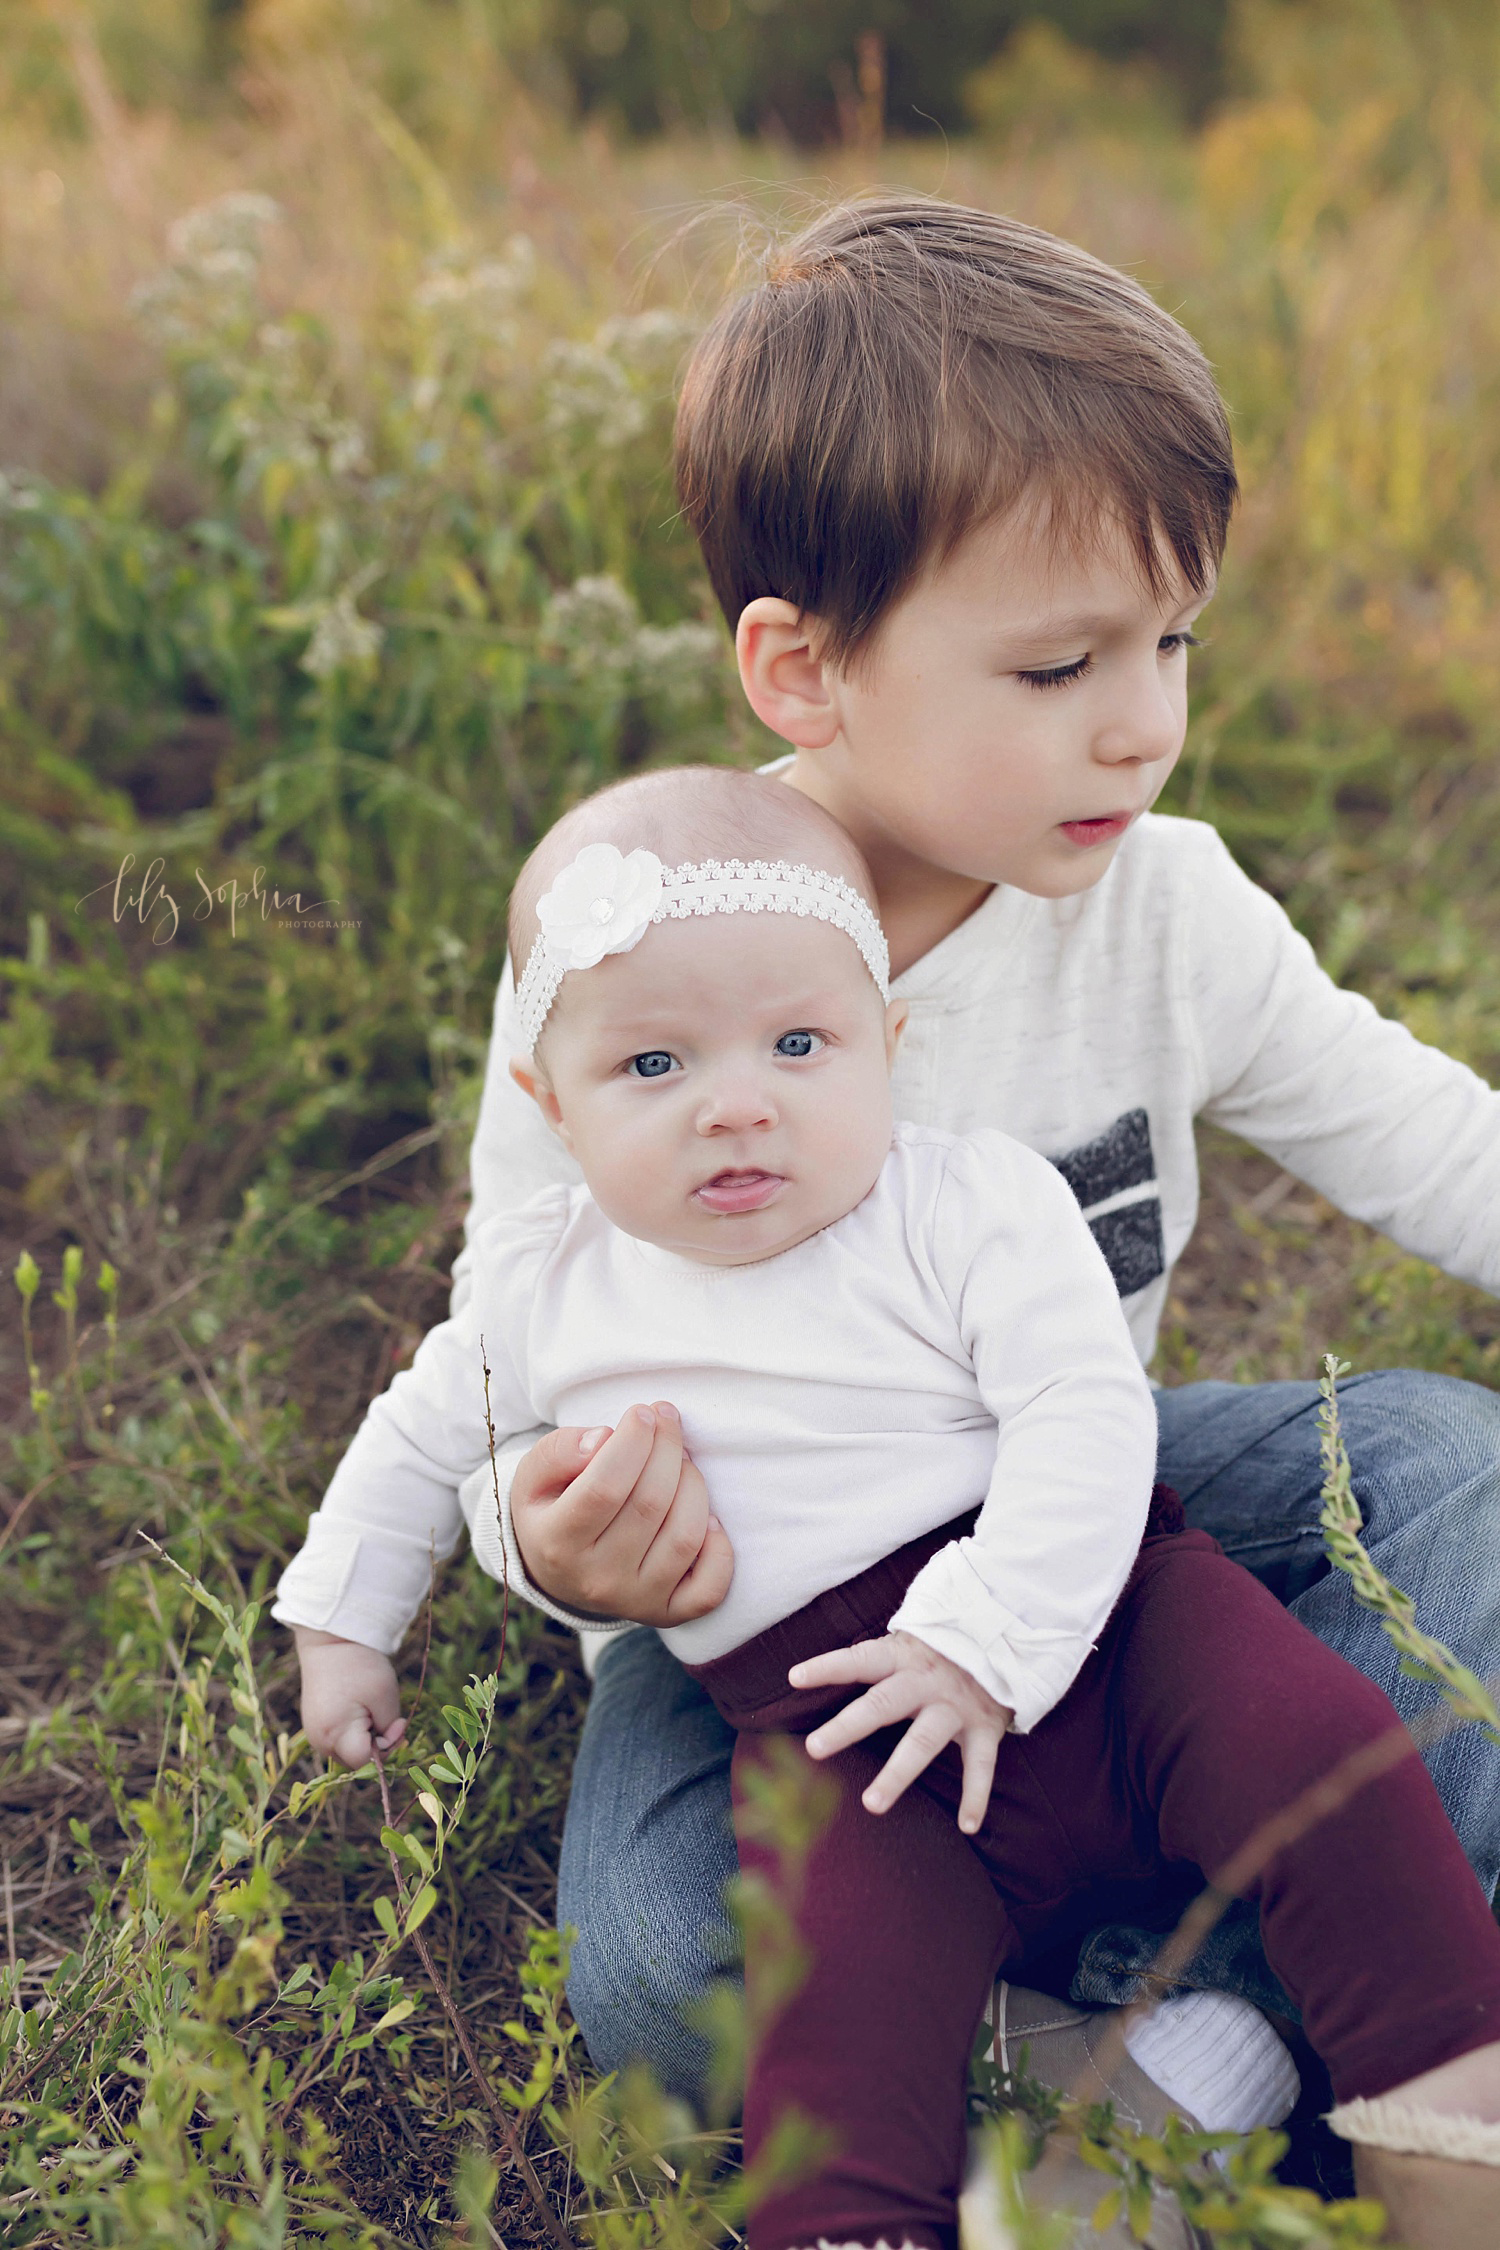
[885,1135,1158,1728]
[795,1132,1157,1822]
[273,1211,547,1761]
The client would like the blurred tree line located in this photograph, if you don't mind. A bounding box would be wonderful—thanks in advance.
[0,0,1227,141]
[545,0,1226,138]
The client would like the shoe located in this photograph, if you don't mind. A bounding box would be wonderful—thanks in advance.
[1329,2096,1500,2248]
[959,1982,1209,2250]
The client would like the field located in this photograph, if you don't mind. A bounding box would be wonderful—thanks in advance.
[3,0,1500,2241]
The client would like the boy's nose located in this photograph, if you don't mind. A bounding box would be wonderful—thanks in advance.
[1094,668,1181,768]
[695,1072,778,1135]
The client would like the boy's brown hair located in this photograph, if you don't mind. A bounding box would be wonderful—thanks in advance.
[674,196,1237,665]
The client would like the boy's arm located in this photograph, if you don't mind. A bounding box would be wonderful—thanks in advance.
[1185,828,1500,1291]
[271,1210,549,1653]
[887,1135,1158,1733]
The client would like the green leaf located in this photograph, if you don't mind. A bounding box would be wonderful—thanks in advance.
[373,1894,400,1941]
[404,1882,438,1935]
[374,1997,417,2033]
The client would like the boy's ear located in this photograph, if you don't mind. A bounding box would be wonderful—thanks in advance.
[884,999,910,1067]
[735,598,841,749]
[508,1056,574,1153]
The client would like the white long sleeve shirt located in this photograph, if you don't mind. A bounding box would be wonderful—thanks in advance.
[273,1124,1157,1731]
[272,808,1500,1657]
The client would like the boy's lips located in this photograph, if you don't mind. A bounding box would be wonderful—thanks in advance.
[693,1169,786,1214]
[1059,813,1132,847]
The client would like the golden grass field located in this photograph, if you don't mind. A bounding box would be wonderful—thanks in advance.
[2,1,1500,2241]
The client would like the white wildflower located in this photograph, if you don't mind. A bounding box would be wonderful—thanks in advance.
[302,590,384,679]
[543,340,647,449]
[594,308,697,369]
[325,420,369,477]
[413,237,534,342]
[544,574,639,667]
[0,471,42,513]
[632,620,725,705]
[167,191,282,267]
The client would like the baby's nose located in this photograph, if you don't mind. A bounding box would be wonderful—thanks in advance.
[696,1072,778,1133]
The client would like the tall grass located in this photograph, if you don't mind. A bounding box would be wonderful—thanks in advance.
[3,1,1500,2239]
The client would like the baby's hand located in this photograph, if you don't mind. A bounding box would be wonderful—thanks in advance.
[295,1626,409,1768]
[511,1403,734,1627]
[789,1630,1012,1835]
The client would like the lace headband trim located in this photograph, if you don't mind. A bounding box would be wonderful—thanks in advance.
[516,843,890,1052]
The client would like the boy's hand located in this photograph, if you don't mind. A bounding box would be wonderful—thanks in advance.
[294,1626,409,1768]
[789,1630,1012,1835]
[512,1403,734,1627]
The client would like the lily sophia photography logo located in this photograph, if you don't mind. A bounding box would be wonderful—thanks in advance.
[76,853,361,943]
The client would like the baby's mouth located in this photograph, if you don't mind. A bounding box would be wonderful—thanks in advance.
[693,1169,786,1215]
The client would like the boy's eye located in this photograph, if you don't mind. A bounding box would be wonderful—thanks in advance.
[774,1030,825,1059]
[1016,653,1093,692]
[625,1050,679,1079]
[1159,631,1204,656]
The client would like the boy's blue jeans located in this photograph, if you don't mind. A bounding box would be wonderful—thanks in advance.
[555,1369,1500,2099]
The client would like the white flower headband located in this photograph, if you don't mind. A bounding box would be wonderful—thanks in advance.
[516,841,891,1053]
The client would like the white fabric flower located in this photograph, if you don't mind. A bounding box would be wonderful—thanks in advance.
[536,844,664,970]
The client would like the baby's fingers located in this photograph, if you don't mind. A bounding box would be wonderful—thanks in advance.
[804,1668,925,1762]
[956,1724,1001,1836]
[789,1638,901,1692]
[861,1708,961,1815]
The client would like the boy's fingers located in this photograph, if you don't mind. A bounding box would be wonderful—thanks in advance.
[635,1455,710,1591]
[513,1423,607,1504]
[862,1708,959,1816]
[596,1411,685,1562]
[660,1514,735,1623]
[789,1638,900,1692]
[543,1409,659,1540]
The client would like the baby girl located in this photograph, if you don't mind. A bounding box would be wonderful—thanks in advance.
[279,766,1500,2250]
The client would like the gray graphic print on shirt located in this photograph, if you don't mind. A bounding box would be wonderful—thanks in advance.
[1049,1109,1166,1300]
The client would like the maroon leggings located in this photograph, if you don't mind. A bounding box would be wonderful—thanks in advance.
[685,1498,1500,2250]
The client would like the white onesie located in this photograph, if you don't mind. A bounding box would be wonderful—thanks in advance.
[272,1121,1157,1732]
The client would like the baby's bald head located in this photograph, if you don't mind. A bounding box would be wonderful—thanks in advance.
[508,765,876,977]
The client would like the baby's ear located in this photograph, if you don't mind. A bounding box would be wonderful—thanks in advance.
[884,999,910,1066]
[509,1056,573,1149]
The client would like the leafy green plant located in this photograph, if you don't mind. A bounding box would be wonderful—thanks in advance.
[967,2041,1385,2248]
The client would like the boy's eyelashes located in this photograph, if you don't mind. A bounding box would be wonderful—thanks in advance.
[1015,630,1203,693]
[1016,653,1092,691]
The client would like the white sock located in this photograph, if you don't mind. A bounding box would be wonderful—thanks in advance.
[1122,1990,1301,2133]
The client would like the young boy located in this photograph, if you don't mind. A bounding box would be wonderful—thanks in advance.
[281,764,1500,2250]
[275,197,1500,2207]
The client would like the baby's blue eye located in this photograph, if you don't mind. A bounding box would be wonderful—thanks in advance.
[626,1050,678,1079]
[774,1030,823,1059]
